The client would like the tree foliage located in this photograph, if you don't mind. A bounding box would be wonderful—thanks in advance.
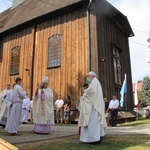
[140,76,150,106]
[148,37,150,48]
[147,37,150,43]
[138,91,144,103]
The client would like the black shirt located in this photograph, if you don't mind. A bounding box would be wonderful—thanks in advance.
[64,100,71,108]
[105,101,109,111]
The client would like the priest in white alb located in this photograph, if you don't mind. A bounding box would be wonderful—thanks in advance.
[5,84,15,120]
[33,76,54,134]
[78,71,107,143]
[5,78,27,135]
[21,93,30,124]
[0,84,12,128]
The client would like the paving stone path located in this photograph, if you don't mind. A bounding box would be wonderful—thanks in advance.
[1,124,150,145]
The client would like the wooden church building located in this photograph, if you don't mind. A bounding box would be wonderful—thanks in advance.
[0,0,134,111]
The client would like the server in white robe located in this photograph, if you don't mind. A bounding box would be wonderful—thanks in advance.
[5,78,27,135]
[78,71,107,143]
[21,94,30,124]
[4,84,15,121]
[0,84,12,128]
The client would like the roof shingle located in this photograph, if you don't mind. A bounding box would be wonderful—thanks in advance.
[0,0,84,33]
[0,0,134,37]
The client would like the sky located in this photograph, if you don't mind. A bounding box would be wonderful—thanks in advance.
[0,0,12,12]
[0,0,150,82]
[107,0,150,82]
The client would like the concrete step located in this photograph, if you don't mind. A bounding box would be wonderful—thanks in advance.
[28,109,137,124]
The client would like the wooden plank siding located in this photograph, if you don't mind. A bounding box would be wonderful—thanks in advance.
[0,27,34,97]
[94,5,133,111]
[32,9,88,108]
[0,0,134,112]
[0,9,88,107]
[90,5,99,79]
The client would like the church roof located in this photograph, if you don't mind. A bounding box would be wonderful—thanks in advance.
[0,0,134,37]
[0,0,84,34]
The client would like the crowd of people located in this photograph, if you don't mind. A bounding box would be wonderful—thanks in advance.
[0,76,54,135]
[0,71,121,143]
[0,78,28,135]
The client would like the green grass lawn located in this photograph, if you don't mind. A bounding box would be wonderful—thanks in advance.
[17,135,150,150]
[118,117,150,127]
[17,118,150,150]
[0,130,7,136]
[1,118,150,150]
[0,129,35,136]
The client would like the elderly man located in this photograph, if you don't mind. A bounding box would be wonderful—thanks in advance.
[5,78,27,135]
[78,71,107,143]
[33,76,54,134]
[0,84,12,128]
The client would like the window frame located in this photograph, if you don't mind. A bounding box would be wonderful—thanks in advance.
[111,45,122,85]
[47,34,62,69]
[10,46,20,76]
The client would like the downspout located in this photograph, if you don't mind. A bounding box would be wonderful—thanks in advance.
[30,24,36,100]
[87,0,92,72]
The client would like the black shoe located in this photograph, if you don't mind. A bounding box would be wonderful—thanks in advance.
[89,137,103,144]
[99,137,103,143]
[90,140,102,145]
[22,122,27,124]
[2,125,6,129]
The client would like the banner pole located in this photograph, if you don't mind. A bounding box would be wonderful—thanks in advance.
[125,93,127,123]
[136,106,139,121]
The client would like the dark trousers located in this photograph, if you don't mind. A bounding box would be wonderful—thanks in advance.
[110,109,118,127]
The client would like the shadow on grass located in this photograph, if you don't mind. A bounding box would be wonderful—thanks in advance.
[16,135,150,150]
[118,117,150,127]
[0,128,35,137]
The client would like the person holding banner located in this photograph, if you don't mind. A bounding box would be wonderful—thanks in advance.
[108,95,119,127]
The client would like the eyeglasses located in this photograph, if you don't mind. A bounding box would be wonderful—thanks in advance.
[7,85,11,86]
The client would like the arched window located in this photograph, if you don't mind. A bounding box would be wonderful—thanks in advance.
[10,46,20,75]
[47,34,61,68]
